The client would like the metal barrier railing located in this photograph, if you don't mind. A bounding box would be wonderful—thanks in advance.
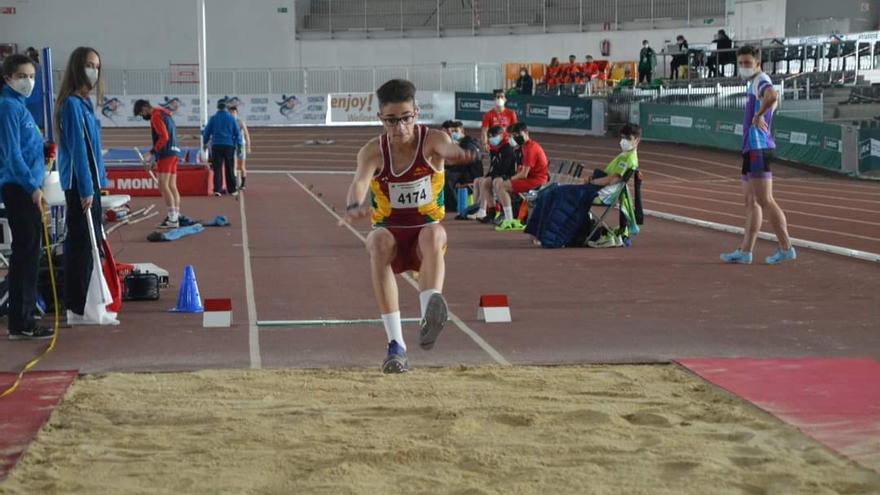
[606,79,825,129]
[299,0,726,36]
[56,63,505,96]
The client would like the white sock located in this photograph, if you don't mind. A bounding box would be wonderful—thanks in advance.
[474,208,486,218]
[169,208,179,222]
[503,206,514,221]
[381,312,405,350]
[419,289,440,319]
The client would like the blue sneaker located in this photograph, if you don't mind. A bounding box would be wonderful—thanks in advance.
[765,247,797,265]
[720,249,753,264]
[382,340,409,374]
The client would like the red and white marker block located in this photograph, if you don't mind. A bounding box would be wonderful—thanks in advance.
[203,298,232,328]
[477,294,511,323]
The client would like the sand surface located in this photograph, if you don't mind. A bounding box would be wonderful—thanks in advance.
[2,365,879,495]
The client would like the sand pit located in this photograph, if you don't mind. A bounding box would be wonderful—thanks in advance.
[2,365,879,495]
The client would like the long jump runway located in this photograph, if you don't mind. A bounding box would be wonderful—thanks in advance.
[1,127,879,492]
[3,126,877,371]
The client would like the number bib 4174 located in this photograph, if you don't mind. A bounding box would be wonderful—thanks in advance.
[390,176,434,209]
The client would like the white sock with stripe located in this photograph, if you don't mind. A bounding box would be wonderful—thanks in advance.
[381,312,404,350]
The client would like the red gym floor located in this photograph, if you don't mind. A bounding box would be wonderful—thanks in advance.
[1,127,879,475]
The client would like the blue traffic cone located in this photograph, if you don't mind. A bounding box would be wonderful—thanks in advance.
[171,265,203,313]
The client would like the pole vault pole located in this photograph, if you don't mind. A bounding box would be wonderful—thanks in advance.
[197,0,208,139]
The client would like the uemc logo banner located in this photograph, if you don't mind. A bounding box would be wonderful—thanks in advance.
[527,105,549,117]
[823,137,841,152]
[649,114,671,125]
[716,121,743,135]
[457,98,482,111]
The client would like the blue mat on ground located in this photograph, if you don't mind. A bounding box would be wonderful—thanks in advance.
[147,224,204,242]
[204,215,230,227]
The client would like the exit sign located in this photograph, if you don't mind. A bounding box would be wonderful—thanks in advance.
[0,7,16,14]
[277,7,288,13]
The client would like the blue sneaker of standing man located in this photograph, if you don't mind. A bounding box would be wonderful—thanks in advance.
[765,247,796,265]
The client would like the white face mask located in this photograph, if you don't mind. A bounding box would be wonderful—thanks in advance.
[620,138,635,152]
[450,131,463,143]
[508,137,518,148]
[739,67,756,79]
[85,67,99,88]
[495,98,505,109]
[8,76,35,98]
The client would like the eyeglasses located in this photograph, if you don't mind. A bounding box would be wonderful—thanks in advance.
[380,114,416,127]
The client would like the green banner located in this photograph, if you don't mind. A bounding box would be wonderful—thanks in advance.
[640,104,843,171]
[858,128,880,173]
[455,92,593,131]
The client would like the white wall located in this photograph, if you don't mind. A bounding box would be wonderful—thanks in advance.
[727,0,787,40]
[0,0,297,69]
[2,0,786,72]
[293,27,722,69]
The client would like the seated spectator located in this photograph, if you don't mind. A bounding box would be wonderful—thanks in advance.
[545,57,562,86]
[491,123,549,232]
[582,55,599,80]
[525,124,642,248]
[514,66,533,96]
[563,54,581,84]
[440,120,482,218]
[467,125,517,222]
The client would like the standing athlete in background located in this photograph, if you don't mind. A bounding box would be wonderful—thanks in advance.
[229,106,251,191]
[134,99,183,228]
[342,79,473,373]
[721,45,795,265]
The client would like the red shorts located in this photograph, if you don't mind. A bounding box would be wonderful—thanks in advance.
[156,156,179,174]
[385,225,447,275]
[387,227,423,274]
[510,178,544,194]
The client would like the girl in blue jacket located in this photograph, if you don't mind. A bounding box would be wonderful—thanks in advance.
[54,46,115,325]
[0,54,53,339]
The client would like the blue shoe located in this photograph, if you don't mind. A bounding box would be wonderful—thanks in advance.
[382,340,409,374]
[419,293,448,351]
[720,249,753,264]
[765,247,797,265]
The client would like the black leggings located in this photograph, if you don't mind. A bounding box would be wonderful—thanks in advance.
[211,145,236,194]
[2,183,43,331]
[63,185,103,315]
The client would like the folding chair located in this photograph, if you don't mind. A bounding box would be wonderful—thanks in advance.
[585,168,637,242]
[548,160,570,184]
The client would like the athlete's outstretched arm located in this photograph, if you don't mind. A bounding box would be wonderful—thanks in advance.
[427,130,474,168]
[342,141,379,223]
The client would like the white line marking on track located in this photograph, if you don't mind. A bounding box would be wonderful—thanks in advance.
[286,172,511,366]
[646,198,880,243]
[239,193,262,369]
[644,209,880,263]
[648,189,880,227]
